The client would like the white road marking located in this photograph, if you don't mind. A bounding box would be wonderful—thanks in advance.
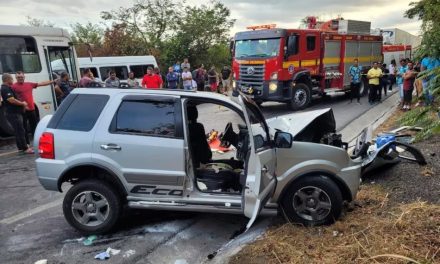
[0,199,62,225]
[0,150,18,157]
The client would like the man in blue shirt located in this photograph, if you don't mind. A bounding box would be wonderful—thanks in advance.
[349,59,362,104]
[421,57,440,105]
[166,67,179,89]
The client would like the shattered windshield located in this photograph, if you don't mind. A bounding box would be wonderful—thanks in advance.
[235,38,281,59]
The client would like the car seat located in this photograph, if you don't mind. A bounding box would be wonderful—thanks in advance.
[187,105,241,192]
[187,105,212,168]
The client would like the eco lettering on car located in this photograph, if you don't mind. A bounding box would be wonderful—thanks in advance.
[131,185,183,196]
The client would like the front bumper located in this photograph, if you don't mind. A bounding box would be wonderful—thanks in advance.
[235,80,290,102]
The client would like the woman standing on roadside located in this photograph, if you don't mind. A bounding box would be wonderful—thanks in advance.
[402,62,416,111]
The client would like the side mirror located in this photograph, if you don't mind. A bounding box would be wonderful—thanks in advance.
[274,131,293,148]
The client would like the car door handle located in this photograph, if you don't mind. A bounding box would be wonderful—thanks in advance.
[100,144,122,151]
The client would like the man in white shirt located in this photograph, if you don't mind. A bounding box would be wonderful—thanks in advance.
[181,67,193,90]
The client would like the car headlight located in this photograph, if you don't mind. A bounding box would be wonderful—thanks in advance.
[270,72,278,80]
[269,82,277,92]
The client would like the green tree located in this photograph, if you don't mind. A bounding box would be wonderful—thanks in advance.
[405,0,440,58]
[400,0,440,140]
[101,0,183,54]
[405,0,440,95]
[165,1,235,68]
[71,22,104,46]
[70,22,105,57]
[101,23,147,56]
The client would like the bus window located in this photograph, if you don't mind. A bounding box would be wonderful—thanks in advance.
[130,65,154,78]
[99,66,129,81]
[0,37,41,74]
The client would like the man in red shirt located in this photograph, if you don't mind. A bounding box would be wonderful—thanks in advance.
[141,67,163,89]
[12,71,57,140]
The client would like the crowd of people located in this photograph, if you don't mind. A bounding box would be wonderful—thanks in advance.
[348,56,439,111]
[0,58,232,154]
[77,58,233,94]
[2,55,438,155]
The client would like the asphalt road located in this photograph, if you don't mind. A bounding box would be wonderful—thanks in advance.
[0,91,396,264]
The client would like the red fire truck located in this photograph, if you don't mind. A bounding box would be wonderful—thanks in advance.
[232,19,383,110]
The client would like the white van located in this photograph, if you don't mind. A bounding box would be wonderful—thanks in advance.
[52,56,158,86]
[80,56,158,84]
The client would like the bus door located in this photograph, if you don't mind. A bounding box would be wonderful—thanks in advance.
[43,46,79,109]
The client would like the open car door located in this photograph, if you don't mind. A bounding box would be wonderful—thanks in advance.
[238,94,277,229]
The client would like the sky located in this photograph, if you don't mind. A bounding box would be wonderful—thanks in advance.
[0,0,422,36]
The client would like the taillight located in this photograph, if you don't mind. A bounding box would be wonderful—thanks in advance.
[39,132,55,159]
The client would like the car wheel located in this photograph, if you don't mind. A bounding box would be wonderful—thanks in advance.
[63,179,122,235]
[289,83,311,110]
[281,175,343,226]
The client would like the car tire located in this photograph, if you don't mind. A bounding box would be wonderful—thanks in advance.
[281,175,343,226]
[63,179,122,235]
[289,83,311,110]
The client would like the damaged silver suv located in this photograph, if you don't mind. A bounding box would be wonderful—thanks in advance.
[34,88,362,234]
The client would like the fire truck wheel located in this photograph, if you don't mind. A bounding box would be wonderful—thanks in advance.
[289,83,311,110]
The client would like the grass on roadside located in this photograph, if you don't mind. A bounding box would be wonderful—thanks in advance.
[231,185,440,264]
[397,105,440,141]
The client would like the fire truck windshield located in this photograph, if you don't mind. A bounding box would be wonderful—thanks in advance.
[235,38,281,59]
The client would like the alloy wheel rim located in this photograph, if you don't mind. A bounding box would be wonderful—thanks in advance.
[292,186,332,221]
[71,191,110,227]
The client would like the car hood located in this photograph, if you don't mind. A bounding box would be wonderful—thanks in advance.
[266,108,336,143]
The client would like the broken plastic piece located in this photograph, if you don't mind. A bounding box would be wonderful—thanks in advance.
[83,235,98,246]
[34,260,47,264]
[95,251,110,260]
[106,247,121,256]
[123,249,136,258]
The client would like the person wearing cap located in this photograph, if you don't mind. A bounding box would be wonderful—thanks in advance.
[141,67,163,89]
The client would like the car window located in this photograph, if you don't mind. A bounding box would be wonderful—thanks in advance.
[130,64,155,78]
[54,94,109,132]
[80,67,98,79]
[307,36,316,51]
[99,66,129,81]
[242,96,270,150]
[113,100,176,137]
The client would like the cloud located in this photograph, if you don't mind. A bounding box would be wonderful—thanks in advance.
[0,0,421,35]
[225,0,420,35]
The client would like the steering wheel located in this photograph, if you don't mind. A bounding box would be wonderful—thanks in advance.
[220,122,238,148]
